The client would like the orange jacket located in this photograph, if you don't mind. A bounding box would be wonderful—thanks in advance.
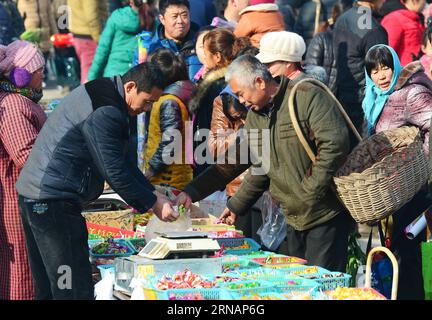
[234,4,285,48]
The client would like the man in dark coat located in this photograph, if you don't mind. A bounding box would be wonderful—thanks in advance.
[332,0,388,144]
[16,63,177,300]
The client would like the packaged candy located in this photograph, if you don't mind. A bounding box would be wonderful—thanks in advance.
[156,269,215,290]
[168,293,205,300]
[225,282,262,290]
[281,291,313,300]
[291,266,319,275]
[91,237,129,255]
[252,256,308,268]
[240,295,283,300]
[326,287,387,300]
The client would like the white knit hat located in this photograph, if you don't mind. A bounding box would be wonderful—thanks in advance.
[256,31,306,64]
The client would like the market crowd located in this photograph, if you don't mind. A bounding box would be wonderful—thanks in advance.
[1,0,432,301]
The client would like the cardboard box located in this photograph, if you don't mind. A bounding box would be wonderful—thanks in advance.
[87,222,135,238]
[82,209,135,231]
[191,215,235,232]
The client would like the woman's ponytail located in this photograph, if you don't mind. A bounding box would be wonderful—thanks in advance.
[204,29,253,67]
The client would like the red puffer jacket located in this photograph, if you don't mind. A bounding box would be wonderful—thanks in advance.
[382,9,425,66]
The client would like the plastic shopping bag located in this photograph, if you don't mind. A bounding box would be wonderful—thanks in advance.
[94,272,115,300]
[144,208,192,243]
[370,256,393,299]
[257,192,287,251]
[367,221,393,300]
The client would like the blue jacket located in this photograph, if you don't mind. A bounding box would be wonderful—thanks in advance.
[135,22,201,80]
[16,77,157,212]
[0,0,24,42]
[0,2,14,45]
[189,0,216,28]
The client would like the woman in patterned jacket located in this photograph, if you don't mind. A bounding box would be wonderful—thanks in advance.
[0,40,46,300]
[363,44,432,300]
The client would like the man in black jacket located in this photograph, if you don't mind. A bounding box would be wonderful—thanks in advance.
[332,0,388,144]
[305,0,354,94]
[379,0,406,17]
[16,63,177,300]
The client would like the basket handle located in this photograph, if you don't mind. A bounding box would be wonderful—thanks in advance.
[365,246,399,300]
[288,78,363,164]
[313,0,322,36]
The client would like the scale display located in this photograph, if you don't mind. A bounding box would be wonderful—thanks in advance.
[138,233,221,260]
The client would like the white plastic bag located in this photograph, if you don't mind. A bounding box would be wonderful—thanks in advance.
[130,278,146,300]
[257,192,287,251]
[144,209,192,243]
[94,272,115,300]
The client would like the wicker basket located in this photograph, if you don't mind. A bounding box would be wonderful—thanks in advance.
[333,126,429,224]
[288,79,430,225]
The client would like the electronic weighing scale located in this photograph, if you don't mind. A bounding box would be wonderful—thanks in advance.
[138,232,221,260]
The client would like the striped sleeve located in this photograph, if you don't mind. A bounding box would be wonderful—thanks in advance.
[0,96,45,169]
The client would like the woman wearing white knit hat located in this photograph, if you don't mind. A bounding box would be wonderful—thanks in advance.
[257,31,306,77]
[256,30,328,84]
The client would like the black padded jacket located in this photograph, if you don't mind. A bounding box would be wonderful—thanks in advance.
[332,5,388,108]
[305,29,337,93]
[16,77,157,212]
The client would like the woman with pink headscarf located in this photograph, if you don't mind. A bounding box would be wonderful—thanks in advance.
[0,40,46,300]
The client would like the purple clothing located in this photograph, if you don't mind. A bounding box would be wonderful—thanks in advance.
[211,17,236,30]
[375,61,432,154]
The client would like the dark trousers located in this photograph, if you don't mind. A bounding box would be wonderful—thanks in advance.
[389,189,429,300]
[18,196,93,300]
[278,211,355,272]
[232,197,263,244]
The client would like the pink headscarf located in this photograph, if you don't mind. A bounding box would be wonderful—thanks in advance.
[0,40,45,76]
